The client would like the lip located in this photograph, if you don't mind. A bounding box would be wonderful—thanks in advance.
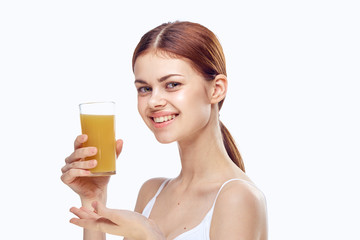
[149,111,178,128]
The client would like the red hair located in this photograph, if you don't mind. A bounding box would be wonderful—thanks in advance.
[132,21,245,172]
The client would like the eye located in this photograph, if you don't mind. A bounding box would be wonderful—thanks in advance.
[137,86,152,94]
[166,82,181,89]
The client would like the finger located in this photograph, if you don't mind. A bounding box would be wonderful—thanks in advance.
[61,159,97,173]
[92,201,142,227]
[70,206,99,219]
[79,206,101,218]
[70,217,118,235]
[70,207,90,219]
[65,147,97,164]
[70,206,119,234]
[116,139,123,158]
[74,134,88,149]
[70,217,97,229]
[60,168,91,184]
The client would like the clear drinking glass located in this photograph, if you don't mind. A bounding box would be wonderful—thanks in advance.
[79,102,116,176]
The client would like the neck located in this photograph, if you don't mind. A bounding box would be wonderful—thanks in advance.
[176,115,235,185]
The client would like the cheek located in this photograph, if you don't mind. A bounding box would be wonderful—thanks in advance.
[137,97,147,119]
[176,88,212,121]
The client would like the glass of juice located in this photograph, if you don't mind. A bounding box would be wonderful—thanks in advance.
[79,101,116,176]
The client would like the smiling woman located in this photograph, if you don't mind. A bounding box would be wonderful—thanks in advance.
[61,21,267,240]
[133,22,245,170]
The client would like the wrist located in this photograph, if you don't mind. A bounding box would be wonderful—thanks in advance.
[80,191,107,210]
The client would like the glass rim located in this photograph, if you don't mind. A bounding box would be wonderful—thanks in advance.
[79,101,115,107]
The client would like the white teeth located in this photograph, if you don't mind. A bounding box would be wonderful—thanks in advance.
[154,115,176,123]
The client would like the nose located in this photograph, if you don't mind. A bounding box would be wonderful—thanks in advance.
[148,89,166,109]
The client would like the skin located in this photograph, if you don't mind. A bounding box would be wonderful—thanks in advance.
[61,51,268,240]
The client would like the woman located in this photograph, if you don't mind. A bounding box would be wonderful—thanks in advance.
[61,21,268,240]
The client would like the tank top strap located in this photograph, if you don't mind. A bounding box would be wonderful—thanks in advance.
[142,178,171,218]
[211,178,247,209]
[153,178,171,198]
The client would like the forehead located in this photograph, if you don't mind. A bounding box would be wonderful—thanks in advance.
[133,51,198,80]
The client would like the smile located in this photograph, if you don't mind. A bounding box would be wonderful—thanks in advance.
[153,114,176,123]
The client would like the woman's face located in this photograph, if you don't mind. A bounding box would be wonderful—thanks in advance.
[133,52,214,144]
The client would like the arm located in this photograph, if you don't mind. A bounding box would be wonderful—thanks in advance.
[82,198,106,240]
[70,178,166,240]
[210,181,268,240]
[61,135,124,240]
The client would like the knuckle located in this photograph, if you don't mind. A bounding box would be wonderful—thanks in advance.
[74,135,86,149]
[72,161,83,169]
[74,149,83,159]
[66,152,76,162]
[60,173,67,183]
[68,162,76,169]
[75,135,82,143]
[82,147,90,156]
[81,161,89,168]
[81,147,89,157]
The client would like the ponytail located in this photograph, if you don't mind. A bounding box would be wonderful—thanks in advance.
[220,121,245,172]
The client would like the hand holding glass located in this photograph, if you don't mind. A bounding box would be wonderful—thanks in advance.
[79,102,116,176]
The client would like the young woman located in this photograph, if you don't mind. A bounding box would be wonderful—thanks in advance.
[61,21,268,240]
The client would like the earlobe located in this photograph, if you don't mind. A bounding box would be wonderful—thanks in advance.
[211,74,228,104]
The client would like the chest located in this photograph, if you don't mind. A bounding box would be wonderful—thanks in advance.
[149,189,217,239]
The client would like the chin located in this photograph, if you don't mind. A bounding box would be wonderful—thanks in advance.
[154,134,177,144]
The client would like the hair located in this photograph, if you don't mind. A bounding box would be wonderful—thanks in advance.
[132,21,245,172]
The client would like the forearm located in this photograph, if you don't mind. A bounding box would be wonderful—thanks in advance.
[83,228,105,240]
[81,191,107,240]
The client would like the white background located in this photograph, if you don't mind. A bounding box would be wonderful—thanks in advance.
[0,0,359,239]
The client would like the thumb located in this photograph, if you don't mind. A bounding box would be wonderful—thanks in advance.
[116,139,124,158]
[92,201,119,224]
[92,201,106,215]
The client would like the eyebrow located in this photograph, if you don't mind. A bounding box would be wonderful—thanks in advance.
[134,74,184,84]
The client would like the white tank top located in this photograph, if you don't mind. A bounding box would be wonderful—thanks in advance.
[142,178,253,240]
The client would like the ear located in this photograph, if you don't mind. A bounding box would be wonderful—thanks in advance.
[210,74,227,104]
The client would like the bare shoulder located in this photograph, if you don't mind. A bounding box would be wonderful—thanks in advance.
[218,180,266,207]
[133,177,168,213]
[211,180,268,240]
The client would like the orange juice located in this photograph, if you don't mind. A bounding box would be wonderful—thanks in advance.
[80,114,116,175]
